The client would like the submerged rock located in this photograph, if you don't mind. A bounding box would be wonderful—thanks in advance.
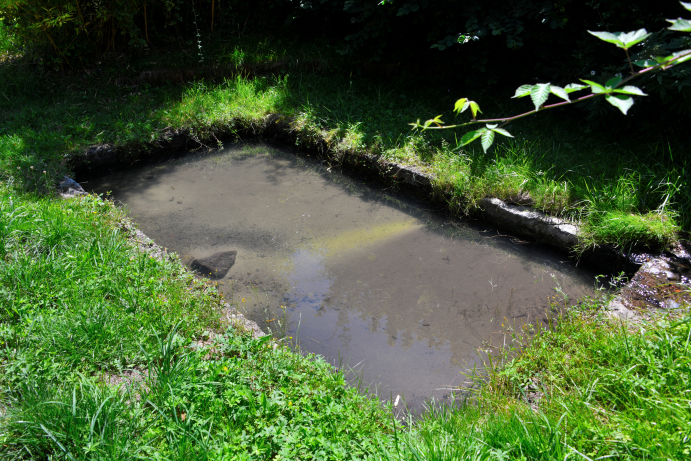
[190,251,237,279]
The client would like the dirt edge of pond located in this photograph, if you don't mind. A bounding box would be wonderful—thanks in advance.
[66,118,691,318]
[121,218,266,339]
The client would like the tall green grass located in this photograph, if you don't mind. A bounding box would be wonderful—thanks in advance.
[433,134,683,248]
[3,330,394,459]
[0,189,221,387]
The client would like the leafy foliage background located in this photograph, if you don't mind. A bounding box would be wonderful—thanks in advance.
[2,1,689,116]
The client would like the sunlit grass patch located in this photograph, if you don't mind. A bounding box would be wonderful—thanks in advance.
[0,189,222,386]
[0,20,18,60]
[582,210,680,250]
[163,76,290,127]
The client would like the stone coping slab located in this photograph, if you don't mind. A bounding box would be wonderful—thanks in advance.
[66,121,690,316]
[68,130,631,271]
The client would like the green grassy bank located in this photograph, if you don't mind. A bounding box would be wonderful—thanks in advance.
[1,189,689,459]
[0,27,687,251]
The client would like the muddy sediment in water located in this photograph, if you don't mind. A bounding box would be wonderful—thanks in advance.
[88,141,597,411]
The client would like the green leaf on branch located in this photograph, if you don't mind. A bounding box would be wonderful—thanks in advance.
[613,86,647,96]
[605,94,634,114]
[469,101,481,118]
[633,49,691,68]
[480,130,495,153]
[667,18,691,32]
[673,49,691,64]
[588,31,622,46]
[422,115,444,130]
[530,83,551,110]
[456,124,512,151]
[512,85,533,98]
[581,79,607,94]
[682,2,691,11]
[565,83,588,93]
[459,129,486,146]
[605,76,622,89]
[454,98,481,118]
[515,83,570,106]
[454,98,469,113]
[616,29,651,47]
[487,124,514,138]
[549,85,570,102]
[588,29,651,49]
[633,58,662,67]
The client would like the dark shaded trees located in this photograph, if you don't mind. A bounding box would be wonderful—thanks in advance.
[2,1,687,112]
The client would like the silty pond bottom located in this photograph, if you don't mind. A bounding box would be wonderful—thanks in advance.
[88,142,598,411]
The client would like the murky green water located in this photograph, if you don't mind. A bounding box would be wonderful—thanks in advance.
[88,141,596,411]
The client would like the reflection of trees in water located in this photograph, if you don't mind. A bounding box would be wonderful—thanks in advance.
[88,141,596,377]
[334,308,353,354]
[318,228,592,368]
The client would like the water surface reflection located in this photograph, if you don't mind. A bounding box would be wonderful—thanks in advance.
[88,142,596,411]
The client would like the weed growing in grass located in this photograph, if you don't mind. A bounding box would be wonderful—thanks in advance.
[232,284,291,341]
